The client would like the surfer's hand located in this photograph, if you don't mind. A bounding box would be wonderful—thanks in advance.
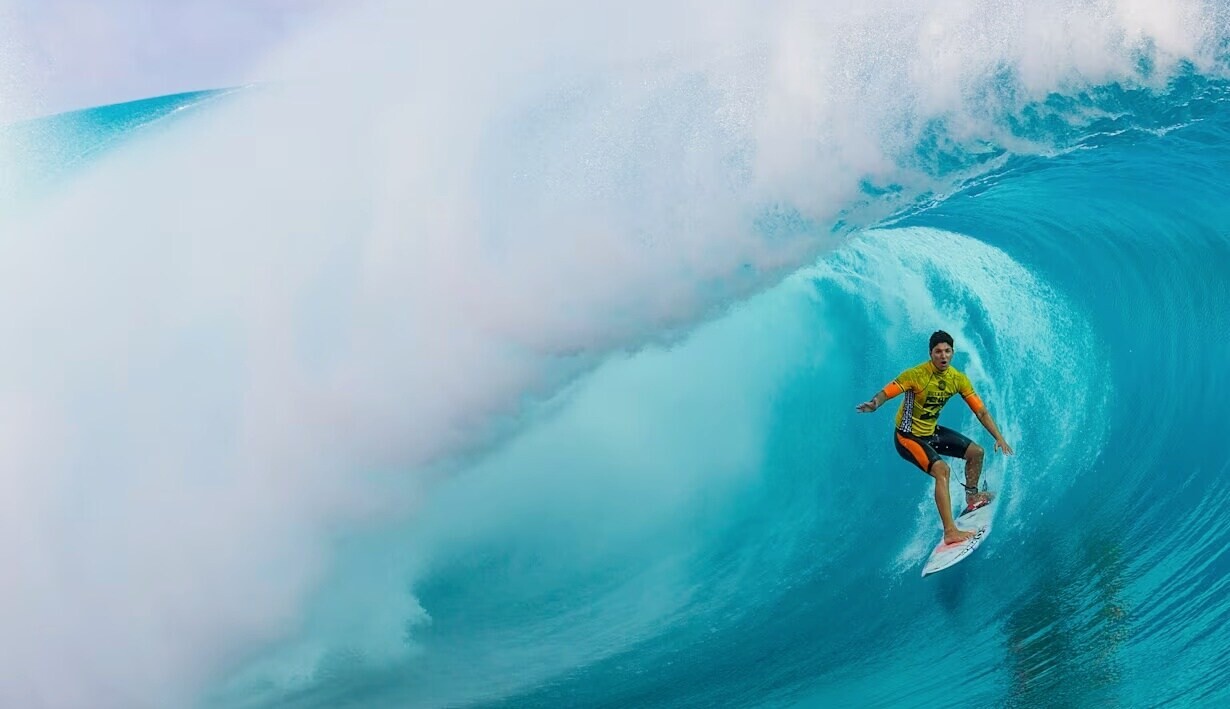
[995,438,1014,455]
[856,400,877,413]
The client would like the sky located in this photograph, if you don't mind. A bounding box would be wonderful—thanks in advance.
[1,0,340,119]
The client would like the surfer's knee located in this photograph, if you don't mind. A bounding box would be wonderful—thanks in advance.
[966,444,984,463]
[930,460,951,481]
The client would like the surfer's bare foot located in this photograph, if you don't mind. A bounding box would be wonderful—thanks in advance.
[944,527,975,544]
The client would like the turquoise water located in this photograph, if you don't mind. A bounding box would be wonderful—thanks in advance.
[3,13,1230,709]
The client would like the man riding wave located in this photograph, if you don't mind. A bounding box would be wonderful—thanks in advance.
[856,330,1014,544]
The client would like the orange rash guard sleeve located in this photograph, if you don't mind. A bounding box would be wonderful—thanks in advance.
[963,393,986,416]
[882,381,904,399]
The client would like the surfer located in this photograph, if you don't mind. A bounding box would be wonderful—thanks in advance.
[856,330,1014,544]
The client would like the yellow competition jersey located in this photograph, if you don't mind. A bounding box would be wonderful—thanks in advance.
[882,361,984,437]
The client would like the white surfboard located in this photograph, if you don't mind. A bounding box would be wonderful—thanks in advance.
[921,497,996,577]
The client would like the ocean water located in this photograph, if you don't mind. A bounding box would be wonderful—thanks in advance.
[2,3,1230,708]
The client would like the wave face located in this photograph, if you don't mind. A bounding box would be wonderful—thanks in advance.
[3,3,1230,708]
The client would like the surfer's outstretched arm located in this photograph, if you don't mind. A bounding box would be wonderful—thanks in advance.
[975,408,1014,454]
[961,390,1013,454]
[856,381,903,413]
[856,392,886,413]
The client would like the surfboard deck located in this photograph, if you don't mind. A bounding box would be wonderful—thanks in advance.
[921,496,995,577]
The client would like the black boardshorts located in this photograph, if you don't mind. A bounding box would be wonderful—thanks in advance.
[893,425,973,474]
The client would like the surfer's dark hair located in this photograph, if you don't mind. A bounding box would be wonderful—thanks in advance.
[929,330,954,351]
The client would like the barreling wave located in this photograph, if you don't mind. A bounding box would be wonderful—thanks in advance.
[1,2,1229,708]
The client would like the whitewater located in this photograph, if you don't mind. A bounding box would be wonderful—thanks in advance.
[1,1,1229,707]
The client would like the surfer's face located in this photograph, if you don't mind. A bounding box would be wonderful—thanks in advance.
[930,342,953,371]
